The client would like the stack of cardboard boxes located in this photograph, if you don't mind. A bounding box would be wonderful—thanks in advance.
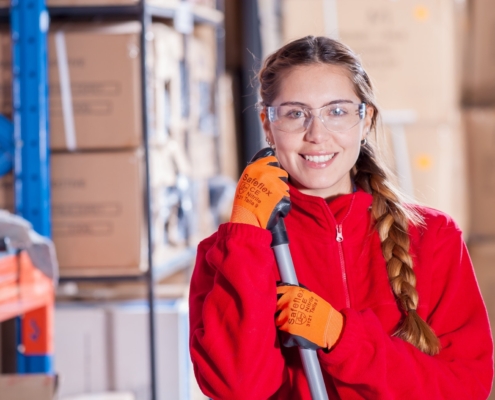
[280,0,469,233]
[0,18,225,278]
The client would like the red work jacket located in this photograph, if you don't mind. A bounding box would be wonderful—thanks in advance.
[189,187,494,399]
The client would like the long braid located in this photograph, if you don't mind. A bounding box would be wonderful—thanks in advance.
[355,142,440,356]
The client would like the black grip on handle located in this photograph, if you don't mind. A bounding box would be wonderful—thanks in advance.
[270,218,289,247]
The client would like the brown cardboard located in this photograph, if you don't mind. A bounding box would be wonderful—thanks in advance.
[382,114,469,235]
[51,150,144,273]
[282,0,461,123]
[48,23,143,151]
[51,149,180,276]
[0,374,56,400]
[463,107,495,238]
[463,0,495,104]
[0,22,184,151]
[0,172,14,212]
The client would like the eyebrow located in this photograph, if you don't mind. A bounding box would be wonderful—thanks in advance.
[279,99,355,107]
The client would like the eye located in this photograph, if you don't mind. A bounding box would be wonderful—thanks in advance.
[329,106,347,117]
[285,109,306,119]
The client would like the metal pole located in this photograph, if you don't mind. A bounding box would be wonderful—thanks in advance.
[272,228,329,400]
[240,0,264,164]
[138,2,158,399]
[11,0,51,237]
[11,0,53,375]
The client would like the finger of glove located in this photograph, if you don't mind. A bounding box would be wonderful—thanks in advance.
[249,155,280,168]
[239,164,289,195]
[276,283,310,297]
[247,156,289,181]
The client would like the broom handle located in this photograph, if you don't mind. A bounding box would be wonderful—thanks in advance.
[271,220,329,400]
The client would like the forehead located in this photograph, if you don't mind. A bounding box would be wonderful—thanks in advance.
[274,63,359,106]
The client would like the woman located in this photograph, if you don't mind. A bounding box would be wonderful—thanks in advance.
[189,36,493,399]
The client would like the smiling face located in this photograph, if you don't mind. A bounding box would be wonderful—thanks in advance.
[261,63,373,199]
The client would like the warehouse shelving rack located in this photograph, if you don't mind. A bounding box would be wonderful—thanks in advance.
[0,1,225,399]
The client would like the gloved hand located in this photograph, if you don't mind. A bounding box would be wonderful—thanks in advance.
[230,150,290,230]
[275,283,344,351]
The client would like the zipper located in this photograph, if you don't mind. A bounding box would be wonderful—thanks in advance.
[333,194,355,309]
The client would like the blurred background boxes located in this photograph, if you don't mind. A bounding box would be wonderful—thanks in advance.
[281,0,463,123]
[463,107,495,239]
[54,299,191,400]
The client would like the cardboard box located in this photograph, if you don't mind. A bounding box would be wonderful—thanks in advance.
[48,23,142,151]
[51,150,144,274]
[0,22,184,151]
[281,0,462,122]
[108,299,190,400]
[463,107,495,239]
[51,149,179,276]
[382,114,469,235]
[0,374,56,400]
[463,0,495,104]
[54,305,109,397]
[0,24,143,148]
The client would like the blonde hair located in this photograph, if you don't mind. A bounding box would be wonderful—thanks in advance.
[258,36,440,355]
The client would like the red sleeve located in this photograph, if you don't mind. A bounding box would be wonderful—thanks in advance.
[318,218,494,399]
[188,223,287,399]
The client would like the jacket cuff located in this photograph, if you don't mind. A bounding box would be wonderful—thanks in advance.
[318,308,363,366]
[217,222,273,245]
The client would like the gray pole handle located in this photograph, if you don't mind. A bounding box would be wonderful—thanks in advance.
[272,222,329,400]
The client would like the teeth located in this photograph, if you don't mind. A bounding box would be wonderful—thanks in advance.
[304,154,335,163]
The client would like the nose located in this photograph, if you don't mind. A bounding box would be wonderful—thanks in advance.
[304,114,330,144]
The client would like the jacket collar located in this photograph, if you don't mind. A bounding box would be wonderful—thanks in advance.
[287,183,374,237]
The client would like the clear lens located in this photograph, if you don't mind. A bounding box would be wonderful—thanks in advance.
[267,102,365,133]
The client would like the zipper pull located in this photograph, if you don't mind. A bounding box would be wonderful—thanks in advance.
[336,224,343,242]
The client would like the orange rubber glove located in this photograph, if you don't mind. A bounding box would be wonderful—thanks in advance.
[275,283,344,351]
[230,151,290,230]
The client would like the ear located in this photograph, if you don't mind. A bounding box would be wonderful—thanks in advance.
[260,110,274,145]
[362,105,374,139]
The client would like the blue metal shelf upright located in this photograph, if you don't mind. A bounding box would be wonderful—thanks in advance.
[5,0,54,376]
